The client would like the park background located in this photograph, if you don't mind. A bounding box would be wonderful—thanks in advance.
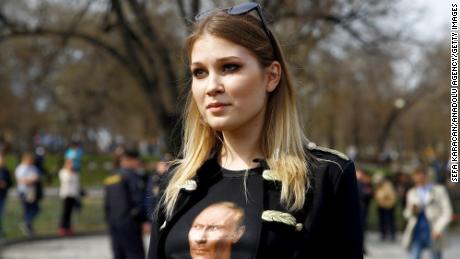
[0,0,458,258]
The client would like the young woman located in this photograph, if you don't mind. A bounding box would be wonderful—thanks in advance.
[58,159,80,236]
[148,3,363,259]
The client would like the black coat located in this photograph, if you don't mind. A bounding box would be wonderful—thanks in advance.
[104,168,148,226]
[147,144,363,259]
[0,166,12,198]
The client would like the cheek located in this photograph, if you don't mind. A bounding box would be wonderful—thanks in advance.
[188,229,199,240]
[191,85,206,110]
[226,76,266,105]
[191,84,201,101]
[207,230,226,241]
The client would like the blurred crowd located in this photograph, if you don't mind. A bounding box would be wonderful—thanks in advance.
[0,141,169,241]
[0,141,86,237]
[356,163,456,259]
[0,140,458,259]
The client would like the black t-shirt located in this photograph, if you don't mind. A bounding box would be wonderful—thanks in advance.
[164,167,264,259]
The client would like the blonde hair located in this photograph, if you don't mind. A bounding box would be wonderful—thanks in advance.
[162,12,309,219]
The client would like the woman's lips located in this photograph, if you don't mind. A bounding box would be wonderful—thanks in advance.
[206,102,230,113]
[206,102,229,109]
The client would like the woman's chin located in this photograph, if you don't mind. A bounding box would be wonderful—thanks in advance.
[206,118,256,133]
[205,118,232,132]
[207,122,236,132]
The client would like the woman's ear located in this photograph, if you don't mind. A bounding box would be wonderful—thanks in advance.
[265,61,281,92]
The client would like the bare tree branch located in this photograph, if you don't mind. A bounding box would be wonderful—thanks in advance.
[124,0,179,105]
[0,29,131,72]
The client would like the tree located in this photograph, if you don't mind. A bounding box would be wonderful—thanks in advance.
[0,0,429,155]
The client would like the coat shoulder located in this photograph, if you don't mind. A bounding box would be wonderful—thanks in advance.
[104,174,122,186]
[432,184,449,197]
[306,142,352,174]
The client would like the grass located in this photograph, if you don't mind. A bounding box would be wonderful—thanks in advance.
[2,196,106,239]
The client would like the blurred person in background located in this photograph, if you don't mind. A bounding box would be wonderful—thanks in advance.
[393,170,412,231]
[15,152,40,236]
[33,146,47,204]
[0,151,12,238]
[402,167,453,259]
[65,141,83,173]
[424,148,447,185]
[34,146,48,178]
[356,169,373,254]
[394,171,411,210]
[58,159,80,236]
[374,174,397,242]
[112,145,125,171]
[145,155,171,221]
[104,148,149,259]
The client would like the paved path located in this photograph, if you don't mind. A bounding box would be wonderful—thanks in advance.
[1,233,459,259]
[364,233,460,259]
[1,235,113,259]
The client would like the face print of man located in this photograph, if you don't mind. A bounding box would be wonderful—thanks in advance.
[188,202,246,259]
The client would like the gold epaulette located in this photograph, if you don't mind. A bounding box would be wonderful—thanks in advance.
[104,174,122,185]
[307,142,349,161]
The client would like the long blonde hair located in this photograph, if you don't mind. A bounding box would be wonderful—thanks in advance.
[163,12,310,219]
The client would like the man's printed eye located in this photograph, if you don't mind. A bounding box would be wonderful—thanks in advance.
[192,224,204,230]
[207,225,219,231]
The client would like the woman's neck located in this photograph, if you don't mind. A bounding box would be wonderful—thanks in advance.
[219,127,264,171]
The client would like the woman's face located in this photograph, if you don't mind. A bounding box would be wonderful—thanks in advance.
[190,33,278,133]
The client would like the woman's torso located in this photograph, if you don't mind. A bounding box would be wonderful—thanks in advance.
[59,169,80,198]
[150,146,363,259]
[15,164,38,194]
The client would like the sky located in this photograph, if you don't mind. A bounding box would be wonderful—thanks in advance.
[385,0,450,89]
[409,0,450,42]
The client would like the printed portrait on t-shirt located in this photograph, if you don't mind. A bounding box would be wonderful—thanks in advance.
[188,202,246,259]
[164,167,262,259]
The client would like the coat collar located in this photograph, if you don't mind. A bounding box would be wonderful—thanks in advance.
[190,153,271,185]
[415,184,435,205]
[165,154,304,224]
[193,152,221,185]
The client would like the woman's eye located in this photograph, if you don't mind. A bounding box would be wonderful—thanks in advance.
[192,68,207,78]
[223,64,240,72]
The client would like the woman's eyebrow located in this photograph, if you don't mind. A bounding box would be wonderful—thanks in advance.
[191,56,242,66]
[216,56,242,62]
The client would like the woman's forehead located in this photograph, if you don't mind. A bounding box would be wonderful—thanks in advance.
[190,34,253,64]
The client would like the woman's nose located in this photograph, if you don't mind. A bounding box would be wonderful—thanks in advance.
[206,73,225,96]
